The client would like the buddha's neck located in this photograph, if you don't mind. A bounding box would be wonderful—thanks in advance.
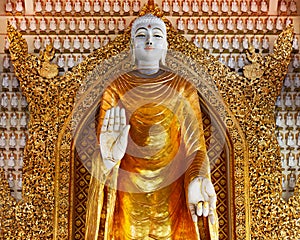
[136,61,160,75]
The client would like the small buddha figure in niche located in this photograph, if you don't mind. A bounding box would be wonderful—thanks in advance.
[288,173,297,189]
[285,17,293,27]
[72,36,81,51]
[202,0,209,13]
[232,36,240,50]
[193,36,200,48]
[279,0,287,13]
[9,132,17,149]
[226,18,234,32]
[202,35,211,50]
[63,35,71,51]
[221,0,229,13]
[246,18,254,31]
[227,54,236,69]
[16,174,22,189]
[20,96,28,109]
[49,18,57,32]
[296,93,300,108]
[67,55,75,69]
[256,18,263,32]
[55,0,62,13]
[45,0,53,13]
[292,36,299,51]
[242,36,249,50]
[192,0,199,13]
[113,0,121,13]
[197,18,205,31]
[284,74,292,89]
[64,0,72,13]
[99,18,106,32]
[4,36,9,53]
[236,18,244,32]
[222,35,230,50]
[93,36,101,49]
[286,112,294,128]
[294,74,300,89]
[103,0,111,13]
[69,18,76,32]
[108,18,116,32]
[231,0,238,13]
[118,18,126,32]
[6,0,13,13]
[83,36,91,51]
[217,17,225,31]
[102,35,110,46]
[252,36,260,50]
[284,93,293,108]
[74,0,82,13]
[172,0,180,14]
[0,152,4,167]
[34,36,42,51]
[29,18,37,32]
[240,0,248,13]
[93,0,101,13]
[16,0,24,12]
[18,153,23,168]
[296,112,300,126]
[289,0,297,14]
[260,0,268,13]
[182,0,190,13]
[85,14,217,239]
[79,18,86,32]
[250,0,258,13]
[212,35,220,50]
[10,112,17,129]
[162,0,170,13]
[211,0,219,13]
[292,55,300,69]
[88,18,96,31]
[53,36,62,51]
[12,76,19,90]
[3,56,10,71]
[59,18,66,32]
[76,55,84,64]
[187,18,195,32]
[20,113,27,129]
[84,0,91,13]
[276,112,284,127]
[218,55,226,65]
[34,0,42,13]
[8,172,14,188]
[0,113,7,129]
[2,74,9,90]
[57,55,65,69]
[266,17,274,31]
[177,17,185,32]
[39,17,47,32]
[207,17,215,32]
[0,132,6,148]
[10,93,18,110]
[9,18,17,29]
[19,18,27,32]
[132,0,140,13]
[123,0,130,14]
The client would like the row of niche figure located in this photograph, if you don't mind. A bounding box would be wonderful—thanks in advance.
[281,150,300,168]
[0,131,27,150]
[30,0,140,15]
[6,171,22,194]
[33,35,111,53]
[9,17,127,34]
[276,111,300,129]
[176,16,294,33]
[1,74,20,91]
[283,74,300,91]
[282,172,298,190]
[0,112,28,130]
[0,152,23,170]
[0,92,28,111]
[162,0,271,15]
[276,92,300,111]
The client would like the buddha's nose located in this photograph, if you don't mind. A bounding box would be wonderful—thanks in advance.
[146,36,153,45]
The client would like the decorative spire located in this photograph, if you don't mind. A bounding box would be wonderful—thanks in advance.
[139,0,164,17]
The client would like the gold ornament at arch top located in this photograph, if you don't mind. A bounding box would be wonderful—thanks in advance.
[0,1,299,239]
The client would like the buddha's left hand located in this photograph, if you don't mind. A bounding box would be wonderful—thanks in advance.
[188,177,217,224]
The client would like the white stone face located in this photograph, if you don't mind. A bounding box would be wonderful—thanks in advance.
[132,23,167,67]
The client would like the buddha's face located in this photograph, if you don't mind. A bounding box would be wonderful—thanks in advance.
[132,23,167,64]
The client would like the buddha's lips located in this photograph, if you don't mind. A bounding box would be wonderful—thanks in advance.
[144,47,154,50]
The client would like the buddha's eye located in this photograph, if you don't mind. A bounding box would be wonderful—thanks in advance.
[154,34,163,38]
[135,33,146,38]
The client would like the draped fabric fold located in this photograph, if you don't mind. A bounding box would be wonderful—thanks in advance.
[85,70,218,239]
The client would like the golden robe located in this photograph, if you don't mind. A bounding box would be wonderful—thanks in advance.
[85,70,217,240]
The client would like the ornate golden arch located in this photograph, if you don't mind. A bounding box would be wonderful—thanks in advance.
[1,1,298,240]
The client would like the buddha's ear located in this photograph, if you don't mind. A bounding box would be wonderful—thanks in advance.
[161,41,168,66]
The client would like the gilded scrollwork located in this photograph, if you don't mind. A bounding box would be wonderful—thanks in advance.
[0,2,298,240]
